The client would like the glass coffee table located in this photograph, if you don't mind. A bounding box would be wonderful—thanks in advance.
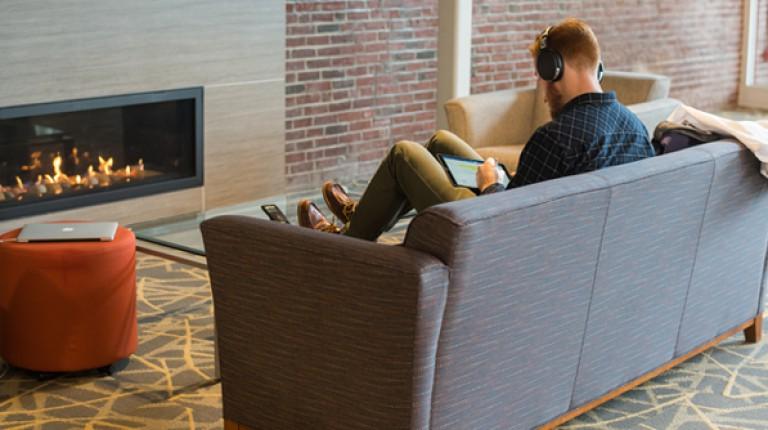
[130,194,305,257]
[130,182,409,266]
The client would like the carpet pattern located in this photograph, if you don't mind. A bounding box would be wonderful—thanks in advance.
[563,329,768,429]
[2,253,768,429]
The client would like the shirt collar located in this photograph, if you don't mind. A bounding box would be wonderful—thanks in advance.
[560,91,617,114]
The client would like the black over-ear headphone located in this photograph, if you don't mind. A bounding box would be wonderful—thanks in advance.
[536,26,605,83]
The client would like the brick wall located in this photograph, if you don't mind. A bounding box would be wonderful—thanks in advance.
[286,0,744,191]
[285,1,438,191]
[472,0,743,110]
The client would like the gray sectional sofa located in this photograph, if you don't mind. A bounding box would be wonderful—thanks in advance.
[202,140,768,430]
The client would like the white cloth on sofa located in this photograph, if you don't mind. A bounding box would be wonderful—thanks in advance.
[667,104,768,178]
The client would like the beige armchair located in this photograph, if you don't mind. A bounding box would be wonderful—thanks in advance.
[444,71,680,171]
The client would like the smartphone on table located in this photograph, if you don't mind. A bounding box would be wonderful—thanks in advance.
[261,204,290,224]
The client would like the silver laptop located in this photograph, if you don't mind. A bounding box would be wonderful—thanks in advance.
[17,222,119,242]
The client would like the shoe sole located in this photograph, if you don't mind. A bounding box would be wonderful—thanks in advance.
[296,200,312,228]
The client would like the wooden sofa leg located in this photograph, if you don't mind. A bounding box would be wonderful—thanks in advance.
[224,419,254,430]
[744,315,763,344]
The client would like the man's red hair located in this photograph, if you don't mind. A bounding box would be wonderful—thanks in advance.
[529,18,601,71]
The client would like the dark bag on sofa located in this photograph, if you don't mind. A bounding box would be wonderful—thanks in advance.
[652,120,727,155]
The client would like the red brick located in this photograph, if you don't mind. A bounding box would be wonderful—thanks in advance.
[307,35,330,45]
[316,136,340,147]
[290,162,314,174]
[307,127,324,138]
[324,145,349,157]
[286,152,306,164]
[292,118,312,128]
[286,130,305,141]
[286,60,305,71]
[305,105,329,116]
[291,48,316,59]
[298,71,320,81]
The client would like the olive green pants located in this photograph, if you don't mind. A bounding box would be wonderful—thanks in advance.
[345,130,482,241]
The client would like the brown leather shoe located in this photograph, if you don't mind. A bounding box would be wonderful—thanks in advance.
[322,181,357,224]
[297,200,341,234]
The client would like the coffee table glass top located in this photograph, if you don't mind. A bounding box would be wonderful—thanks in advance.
[130,195,302,256]
[130,181,409,255]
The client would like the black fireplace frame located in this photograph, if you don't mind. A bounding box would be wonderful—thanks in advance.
[0,87,204,220]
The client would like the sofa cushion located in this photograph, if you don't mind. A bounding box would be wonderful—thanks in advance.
[404,174,610,429]
[571,148,713,407]
[676,142,768,355]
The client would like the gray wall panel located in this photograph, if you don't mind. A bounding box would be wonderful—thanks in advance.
[0,0,285,222]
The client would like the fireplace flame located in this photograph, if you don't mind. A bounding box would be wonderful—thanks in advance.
[53,156,62,175]
[98,156,114,175]
[3,152,149,203]
[52,155,69,183]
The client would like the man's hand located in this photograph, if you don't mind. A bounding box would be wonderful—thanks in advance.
[477,157,501,192]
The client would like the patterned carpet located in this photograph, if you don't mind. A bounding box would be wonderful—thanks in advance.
[563,329,768,429]
[2,251,768,429]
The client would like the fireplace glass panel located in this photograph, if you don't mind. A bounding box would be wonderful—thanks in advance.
[0,88,202,219]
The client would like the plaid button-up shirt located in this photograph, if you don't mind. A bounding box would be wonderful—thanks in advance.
[486,91,654,193]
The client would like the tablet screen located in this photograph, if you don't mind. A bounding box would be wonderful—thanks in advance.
[440,155,510,189]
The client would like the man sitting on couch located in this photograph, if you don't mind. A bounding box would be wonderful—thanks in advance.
[298,18,654,241]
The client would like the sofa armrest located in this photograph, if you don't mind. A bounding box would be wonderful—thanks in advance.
[201,215,448,430]
[444,87,537,149]
[628,98,682,137]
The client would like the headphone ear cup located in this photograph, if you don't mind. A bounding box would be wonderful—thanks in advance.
[537,49,563,82]
[597,62,605,83]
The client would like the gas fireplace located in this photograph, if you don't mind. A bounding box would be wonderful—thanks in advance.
[0,88,203,220]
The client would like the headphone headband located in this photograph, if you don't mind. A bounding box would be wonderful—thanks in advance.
[539,26,552,50]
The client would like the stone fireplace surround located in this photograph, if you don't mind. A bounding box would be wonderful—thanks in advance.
[0,0,285,232]
[0,88,204,220]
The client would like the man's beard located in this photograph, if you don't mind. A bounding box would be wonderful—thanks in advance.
[546,84,565,118]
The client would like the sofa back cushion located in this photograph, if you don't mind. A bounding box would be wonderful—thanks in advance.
[405,173,611,429]
[676,143,768,354]
[570,146,713,407]
[404,142,767,429]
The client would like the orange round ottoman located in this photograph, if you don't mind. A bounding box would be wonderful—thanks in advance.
[0,224,137,372]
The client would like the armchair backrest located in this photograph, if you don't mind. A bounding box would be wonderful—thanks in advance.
[531,70,672,130]
[601,70,671,105]
[444,87,537,149]
[447,70,673,149]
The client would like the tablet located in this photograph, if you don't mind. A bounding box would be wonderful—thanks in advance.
[437,154,512,193]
